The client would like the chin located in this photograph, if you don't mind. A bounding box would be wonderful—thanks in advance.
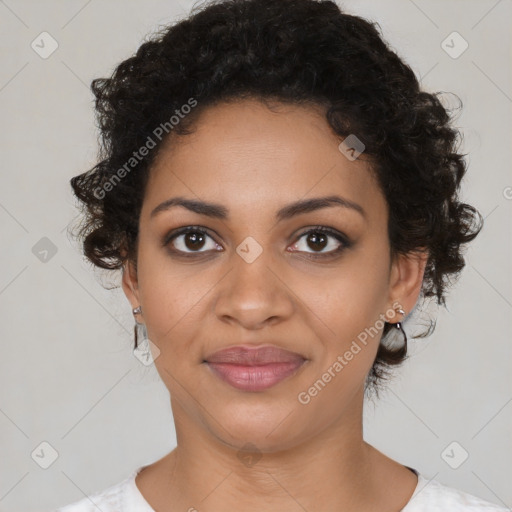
[210,401,306,452]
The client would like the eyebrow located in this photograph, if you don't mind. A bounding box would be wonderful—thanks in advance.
[150,195,366,222]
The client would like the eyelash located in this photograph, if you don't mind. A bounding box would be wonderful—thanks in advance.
[163,225,352,260]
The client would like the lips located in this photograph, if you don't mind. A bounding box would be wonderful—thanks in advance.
[205,345,306,365]
[204,345,307,392]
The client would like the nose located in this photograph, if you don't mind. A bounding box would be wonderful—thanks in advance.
[213,244,295,330]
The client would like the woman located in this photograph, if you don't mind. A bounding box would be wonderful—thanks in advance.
[56,0,506,510]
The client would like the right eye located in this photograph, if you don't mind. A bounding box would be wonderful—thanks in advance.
[164,226,223,255]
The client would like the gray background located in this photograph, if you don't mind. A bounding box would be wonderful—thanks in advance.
[0,0,511,510]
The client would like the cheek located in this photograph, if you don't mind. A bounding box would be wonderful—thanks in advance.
[135,242,207,354]
[139,273,205,347]
[136,263,208,395]
[307,251,389,334]
[294,247,390,389]
[292,265,388,417]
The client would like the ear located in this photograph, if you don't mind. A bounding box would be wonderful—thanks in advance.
[385,249,429,322]
[121,259,140,311]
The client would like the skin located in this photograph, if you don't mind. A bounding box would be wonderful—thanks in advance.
[122,98,428,512]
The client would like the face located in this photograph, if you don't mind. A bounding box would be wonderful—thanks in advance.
[123,98,426,452]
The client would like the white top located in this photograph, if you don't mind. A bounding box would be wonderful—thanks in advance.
[53,466,509,511]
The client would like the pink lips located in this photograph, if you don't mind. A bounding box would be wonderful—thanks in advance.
[205,345,306,392]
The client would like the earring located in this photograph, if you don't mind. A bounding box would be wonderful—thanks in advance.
[133,321,148,350]
[132,305,143,349]
[394,308,407,351]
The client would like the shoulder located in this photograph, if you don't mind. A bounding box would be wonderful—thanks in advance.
[52,471,137,512]
[403,474,509,511]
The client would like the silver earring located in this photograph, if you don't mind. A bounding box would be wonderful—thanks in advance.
[133,321,148,351]
[132,305,144,349]
[381,307,408,353]
[394,308,407,350]
[395,308,406,330]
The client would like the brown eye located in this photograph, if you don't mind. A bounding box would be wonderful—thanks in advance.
[289,227,350,256]
[182,231,207,251]
[305,232,328,252]
[165,227,221,254]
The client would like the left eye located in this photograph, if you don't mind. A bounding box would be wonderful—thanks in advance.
[290,228,347,255]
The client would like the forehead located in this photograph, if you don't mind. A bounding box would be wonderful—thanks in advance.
[142,99,387,224]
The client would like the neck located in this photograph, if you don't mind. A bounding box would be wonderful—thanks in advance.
[156,387,388,511]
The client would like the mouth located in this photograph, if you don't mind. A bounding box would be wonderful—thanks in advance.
[203,345,307,392]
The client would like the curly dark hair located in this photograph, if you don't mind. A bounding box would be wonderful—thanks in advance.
[69,0,483,397]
